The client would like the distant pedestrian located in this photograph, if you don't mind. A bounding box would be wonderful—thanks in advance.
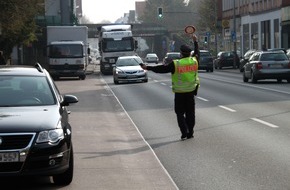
[140,34,200,140]
[0,52,6,65]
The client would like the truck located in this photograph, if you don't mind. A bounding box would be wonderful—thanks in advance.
[98,25,138,74]
[46,26,90,80]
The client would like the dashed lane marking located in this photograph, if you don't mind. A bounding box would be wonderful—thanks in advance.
[218,105,237,112]
[197,97,209,102]
[251,118,279,128]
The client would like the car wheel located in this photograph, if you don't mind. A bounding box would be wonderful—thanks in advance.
[143,79,148,83]
[53,145,74,186]
[114,79,119,84]
[80,75,86,80]
[243,72,248,82]
[287,79,290,83]
[277,79,282,83]
[251,71,257,83]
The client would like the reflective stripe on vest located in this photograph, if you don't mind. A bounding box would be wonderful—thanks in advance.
[172,57,198,93]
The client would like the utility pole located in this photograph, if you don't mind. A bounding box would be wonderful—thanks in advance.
[233,0,237,68]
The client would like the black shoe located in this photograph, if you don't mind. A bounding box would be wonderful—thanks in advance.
[187,134,194,139]
[187,132,194,139]
[181,134,187,141]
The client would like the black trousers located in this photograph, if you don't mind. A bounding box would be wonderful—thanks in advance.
[174,92,195,136]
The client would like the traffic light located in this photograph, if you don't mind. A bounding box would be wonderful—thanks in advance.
[158,7,163,18]
[204,36,208,43]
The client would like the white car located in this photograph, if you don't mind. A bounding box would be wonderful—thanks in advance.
[113,55,148,84]
[145,53,159,64]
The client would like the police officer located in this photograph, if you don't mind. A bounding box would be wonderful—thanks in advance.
[140,35,200,140]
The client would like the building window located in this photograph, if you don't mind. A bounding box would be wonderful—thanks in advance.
[261,20,271,49]
[274,19,279,48]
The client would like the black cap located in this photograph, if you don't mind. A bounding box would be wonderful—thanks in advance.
[180,44,192,54]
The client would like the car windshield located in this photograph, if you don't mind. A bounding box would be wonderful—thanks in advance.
[168,53,180,59]
[200,52,211,56]
[0,76,55,107]
[147,54,156,57]
[116,57,142,66]
[260,53,288,61]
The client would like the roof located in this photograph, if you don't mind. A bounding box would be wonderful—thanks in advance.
[0,64,46,77]
[49,41,84,45]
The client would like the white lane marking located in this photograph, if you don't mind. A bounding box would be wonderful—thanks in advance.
[218,105,237,112]
[251,118,279,128]
[153,80,159,82]
[160,82,167,86]
[197,97,209,102]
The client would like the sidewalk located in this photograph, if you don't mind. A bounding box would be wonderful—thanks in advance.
[72,62,178,190]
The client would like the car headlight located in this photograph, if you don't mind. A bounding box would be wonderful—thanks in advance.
[36,128,64,144]
[116,69,124,74]
[138,70,145,73]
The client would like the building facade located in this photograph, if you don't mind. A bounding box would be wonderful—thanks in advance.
[221,0,290,55]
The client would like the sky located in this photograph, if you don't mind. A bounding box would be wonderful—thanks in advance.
[82,0,144,23]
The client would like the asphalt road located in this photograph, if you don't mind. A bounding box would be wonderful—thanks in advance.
[103,67,290,190]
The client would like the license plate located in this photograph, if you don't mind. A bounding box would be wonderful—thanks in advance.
[270,64,282,68]
[0,152,19,162]
[127,75,137,78]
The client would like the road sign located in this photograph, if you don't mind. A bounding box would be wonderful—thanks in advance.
[231,31,236,41]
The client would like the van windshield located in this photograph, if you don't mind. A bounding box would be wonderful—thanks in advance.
[49,44,83,58]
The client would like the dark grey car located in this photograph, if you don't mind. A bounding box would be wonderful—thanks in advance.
[198,50,214,72]
[243,51,290,83]
[214,51,240,69]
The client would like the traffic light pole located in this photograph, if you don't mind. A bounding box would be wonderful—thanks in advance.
[233,0,237,68]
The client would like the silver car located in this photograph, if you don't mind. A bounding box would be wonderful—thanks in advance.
[145,53,159,64]
[113,55,148,84]
[243,50,290,83]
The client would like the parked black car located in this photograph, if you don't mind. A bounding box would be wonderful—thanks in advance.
[243,51,290,83]
[239,49,256,72]
[214,51,240,69]
[0,64,78,185]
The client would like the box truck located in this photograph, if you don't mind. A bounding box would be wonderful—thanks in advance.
[46,26,90,80]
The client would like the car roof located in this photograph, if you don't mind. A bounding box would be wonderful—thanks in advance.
[167,52,179,54]
[118,55,141,59]
[0,64,46,77]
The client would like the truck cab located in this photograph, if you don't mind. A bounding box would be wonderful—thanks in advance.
[98,25,138,75]
[47,41,87,80]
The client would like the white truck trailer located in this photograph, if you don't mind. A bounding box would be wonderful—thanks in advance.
[98,25,138,74]
[46,26,90,80]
